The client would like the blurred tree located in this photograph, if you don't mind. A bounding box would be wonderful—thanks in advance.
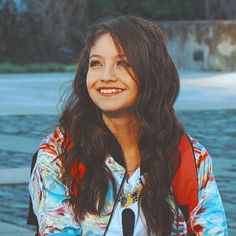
[154,0,205,20]
[23,0,71,62]
[205,0,236,19]
[113,0,205,20]
[15,12,45,63]
[0,0,45,63]
[0,0,18,62]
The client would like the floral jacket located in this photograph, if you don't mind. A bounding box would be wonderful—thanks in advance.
[29,128,228,235]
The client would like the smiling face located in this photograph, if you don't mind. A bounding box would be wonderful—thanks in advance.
[86,33,138,117]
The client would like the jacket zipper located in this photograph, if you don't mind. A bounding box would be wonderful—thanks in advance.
[103,172,127,236]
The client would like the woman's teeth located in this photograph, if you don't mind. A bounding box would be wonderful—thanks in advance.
[100,89,122,94]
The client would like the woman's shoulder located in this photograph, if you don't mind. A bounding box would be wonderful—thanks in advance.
[30,127,68,199]
[35,127,65,172]
[186,134,213,169]
[39,126,65,155]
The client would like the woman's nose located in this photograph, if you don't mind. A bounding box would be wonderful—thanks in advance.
[101,66,117,82]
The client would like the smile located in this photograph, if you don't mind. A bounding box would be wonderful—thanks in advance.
[98,88,124,95]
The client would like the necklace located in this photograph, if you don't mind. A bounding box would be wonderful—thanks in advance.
[119,177,144,208]
[126,162,141,173]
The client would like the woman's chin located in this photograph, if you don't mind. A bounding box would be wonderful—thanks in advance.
[101,108,136,119]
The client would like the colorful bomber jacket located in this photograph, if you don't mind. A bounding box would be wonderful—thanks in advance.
[29,128,228,235]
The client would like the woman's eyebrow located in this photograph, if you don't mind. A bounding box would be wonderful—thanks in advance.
[89,54,102,59]
[89,54,127,59]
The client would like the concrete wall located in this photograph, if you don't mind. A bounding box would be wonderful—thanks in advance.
[159,20,236,71]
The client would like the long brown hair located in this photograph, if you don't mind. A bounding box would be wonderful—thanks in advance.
[59,15,184,236]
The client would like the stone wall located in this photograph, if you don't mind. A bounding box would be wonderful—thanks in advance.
[159,20,236,71]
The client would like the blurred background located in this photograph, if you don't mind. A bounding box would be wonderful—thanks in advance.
[0,0,235,235]
[1,0,236,71]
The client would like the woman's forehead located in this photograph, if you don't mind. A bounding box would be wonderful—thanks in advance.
[90,33,125,57]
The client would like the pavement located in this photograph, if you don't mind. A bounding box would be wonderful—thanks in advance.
[0,70,235,235]
[0,221,34,236]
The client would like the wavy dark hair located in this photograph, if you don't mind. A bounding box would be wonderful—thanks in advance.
[59,15,184,236]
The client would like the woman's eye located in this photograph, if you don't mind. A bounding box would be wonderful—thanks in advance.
[89,60,102,68]
[117,60,130,68]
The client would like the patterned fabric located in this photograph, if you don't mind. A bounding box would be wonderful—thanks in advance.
[29,128,228,235]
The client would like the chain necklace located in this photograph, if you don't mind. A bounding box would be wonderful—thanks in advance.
[126,162,141,173]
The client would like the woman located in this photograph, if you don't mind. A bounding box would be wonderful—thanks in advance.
[29,15,227,235]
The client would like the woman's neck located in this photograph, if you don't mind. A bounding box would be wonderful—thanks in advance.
[103,112,141,178]
[102,112,139,148]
